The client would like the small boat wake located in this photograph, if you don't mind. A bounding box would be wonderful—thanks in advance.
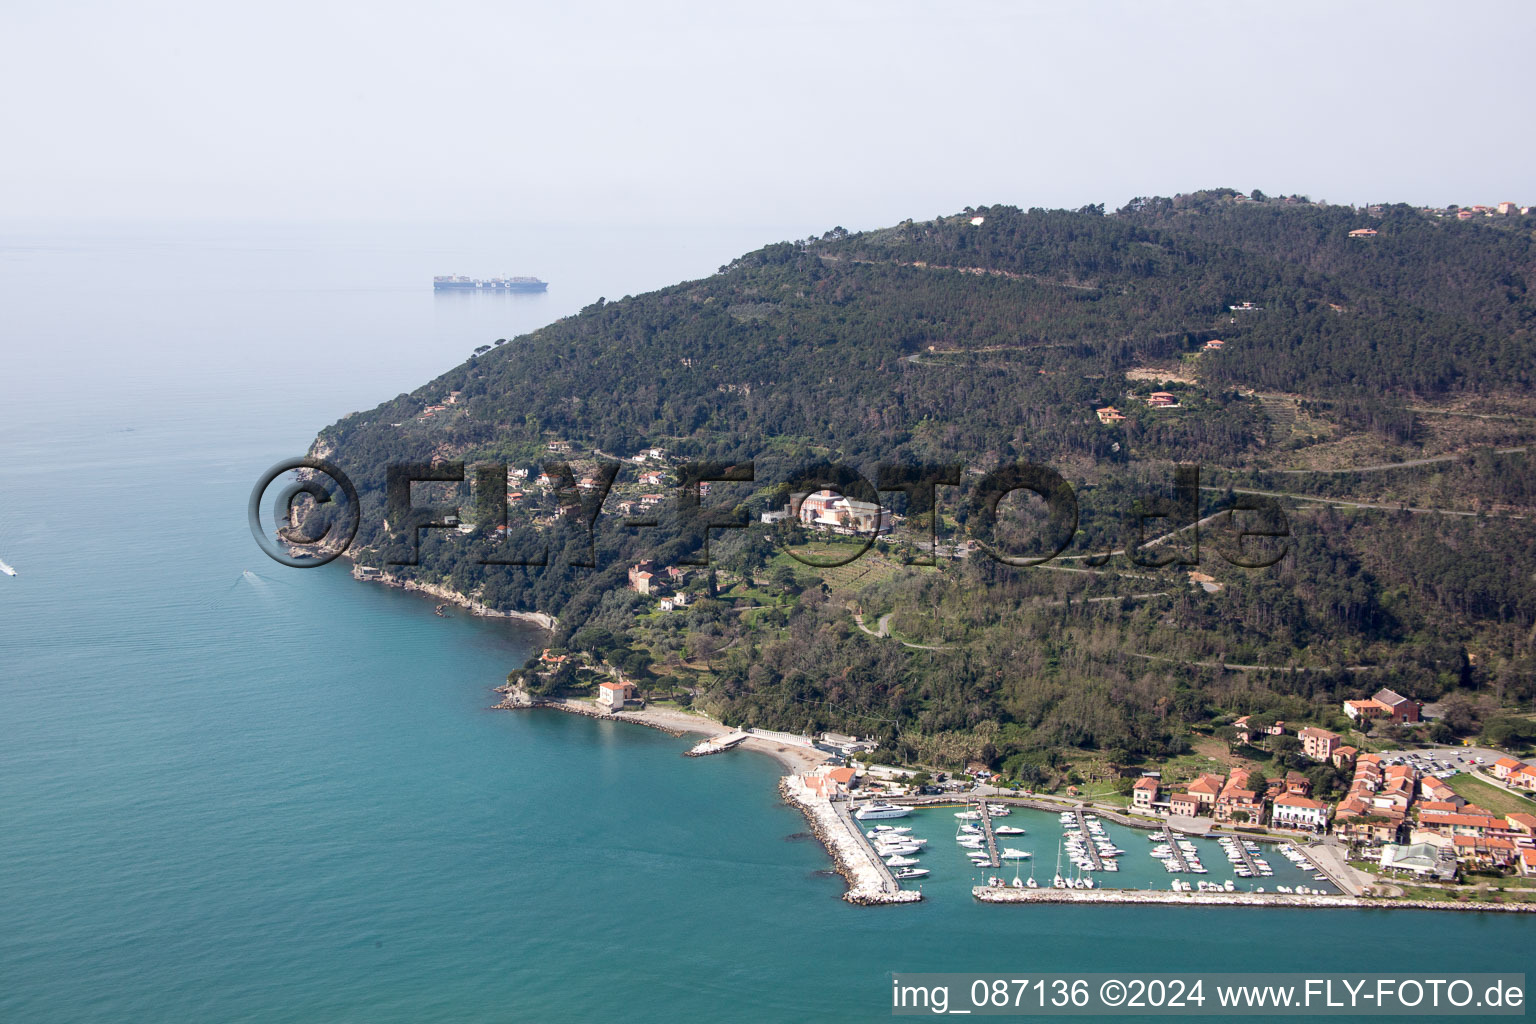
[0,558,16,577]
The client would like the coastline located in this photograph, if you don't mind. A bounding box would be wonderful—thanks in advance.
[491,691,829,775]
[351,559,1532,916]
[349,564,558,629]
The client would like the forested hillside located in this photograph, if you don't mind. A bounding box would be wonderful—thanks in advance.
[312,191,1536,776]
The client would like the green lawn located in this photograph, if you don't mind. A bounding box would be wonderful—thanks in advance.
[1445,772,1536,817]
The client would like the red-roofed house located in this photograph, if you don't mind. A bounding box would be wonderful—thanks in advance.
[1512,764,1536,791]
[598,680,636,711]
[1215,769,1263,825]
[1506,813,1536,838]
[1344,698,1390,722]
[1299,727,1341,762]
[1521,849,1536,877]
[1169,792,1199,817]
[1491,756,1529,782]
[1271,793,1329,831]
[1332,745,1358,770]
[1186,773,1224,812]
[1132,777,1160,811]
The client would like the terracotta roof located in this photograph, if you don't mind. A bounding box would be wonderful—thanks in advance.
[1274,793,1325,809]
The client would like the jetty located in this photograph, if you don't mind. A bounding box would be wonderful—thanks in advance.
[972,886,1536,913]
[685,731,749,757]
[1072,808,1105,872]
[780,777,921,904]
[976,800,1000,869]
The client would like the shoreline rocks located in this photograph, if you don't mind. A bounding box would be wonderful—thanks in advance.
[780,777,922,905]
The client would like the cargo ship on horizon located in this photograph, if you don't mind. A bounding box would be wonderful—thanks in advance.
[434,275,548,292]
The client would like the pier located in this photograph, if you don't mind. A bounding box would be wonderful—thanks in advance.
[779,776,921,904]
[1072,808,1105,872]
[1161,833,1191,873]
[1227,837,1261,876]
[976,801,1000,869]
[684,731,749,756]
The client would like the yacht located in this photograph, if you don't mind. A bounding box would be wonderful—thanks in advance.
[884,855,919,867]
[875,842,922,856]
[1000,848,1031,860]
[994,825,1026,835]
[854,802,910,820]
[894,867,929,880]
[866,825,912,836]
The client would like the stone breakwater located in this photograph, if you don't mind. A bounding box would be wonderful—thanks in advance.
[780,777,922,905]
[973,886,1536,913]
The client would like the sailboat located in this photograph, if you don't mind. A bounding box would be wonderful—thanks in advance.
[1052,836,1066,889]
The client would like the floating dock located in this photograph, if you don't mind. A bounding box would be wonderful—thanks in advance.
[684,731,749,757]
[1162,834,1191,873]
[1228,837,1262,876]
[976,801,1000,869]
[1072,808,1105,872]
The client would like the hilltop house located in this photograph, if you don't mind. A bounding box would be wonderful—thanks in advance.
[794,489,892,536]
[1096,406,1126,424]
[628,560,657,595]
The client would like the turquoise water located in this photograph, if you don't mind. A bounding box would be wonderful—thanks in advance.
[1,225,1530,1022]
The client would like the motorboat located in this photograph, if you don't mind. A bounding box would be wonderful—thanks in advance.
[876,842,922,856]
[885,855,919,867]
[994,825,1026,835]
[1000,848,1030,860]
[894,867,929,880]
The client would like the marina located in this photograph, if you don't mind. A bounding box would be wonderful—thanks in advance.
[858,803,1345,902]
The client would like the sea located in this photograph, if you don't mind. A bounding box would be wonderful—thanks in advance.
[0,221,1528,1023]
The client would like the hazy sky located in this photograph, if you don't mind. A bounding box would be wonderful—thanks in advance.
[3,0,1530,230]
